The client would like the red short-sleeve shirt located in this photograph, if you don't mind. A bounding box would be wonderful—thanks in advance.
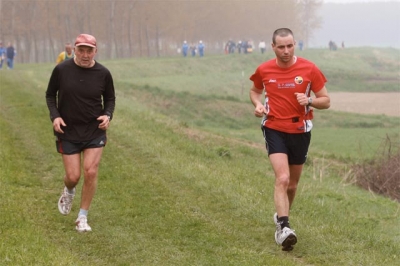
[250,57,327,133]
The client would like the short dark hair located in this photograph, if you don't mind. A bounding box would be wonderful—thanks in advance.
[272,28,294,44]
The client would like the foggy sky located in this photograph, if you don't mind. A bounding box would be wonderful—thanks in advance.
[324,0,398,2]
[311,1,400,48]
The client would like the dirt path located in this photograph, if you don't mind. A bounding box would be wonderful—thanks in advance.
[328,92,400,117]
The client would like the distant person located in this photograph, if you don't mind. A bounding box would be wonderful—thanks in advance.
[298,40,304,51]
[56,43,74,64]
[182,41,189,57]
[329,40,337,51]
[46,33,116,232]
[258,40,266,54]
[0,41,6,69]
[247,41,253,53]
[341,41,345,49]
[229,40,236,54]
[249,28,330,251]
[198,40,205,57]
[225,40,232,54]
[6,42,16,69]
[190,44,196,57]
[242,41,248,54]
[237,41,242,54]
[224,41,229,54]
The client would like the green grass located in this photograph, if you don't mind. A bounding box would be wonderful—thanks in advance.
[0,48,399,265]
[109,48,400,94]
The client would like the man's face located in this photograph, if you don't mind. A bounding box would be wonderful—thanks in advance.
[272,35,296,64]
[66,45,72,54]
[74,46,97,68]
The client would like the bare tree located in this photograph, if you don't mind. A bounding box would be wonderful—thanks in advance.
[0,0,322,63]
[127,2,137,57]
[46,3,56,62]
[108,0,117,58]
[296,0,323,48]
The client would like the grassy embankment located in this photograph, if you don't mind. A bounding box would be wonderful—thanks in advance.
[0,47,399,265]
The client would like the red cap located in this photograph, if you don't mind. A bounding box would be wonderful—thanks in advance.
[75,34,96,48]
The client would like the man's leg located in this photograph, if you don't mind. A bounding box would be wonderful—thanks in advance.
[80,147,103,211]
[74,148,103,232]
[58,153,81,215]
[62,153,82,188]
[269,153,298,249]
[269,153,290,218]
[288,164,303,209]
[270,158,304,213]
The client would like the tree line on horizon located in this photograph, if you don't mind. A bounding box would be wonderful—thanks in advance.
[0,0,322,63]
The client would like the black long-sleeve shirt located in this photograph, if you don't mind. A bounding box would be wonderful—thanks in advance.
[46,59,116,141]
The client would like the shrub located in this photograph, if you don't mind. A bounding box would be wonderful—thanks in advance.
[352,135,400,201]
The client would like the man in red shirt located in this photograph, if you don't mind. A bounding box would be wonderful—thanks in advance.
[249,28,330,251]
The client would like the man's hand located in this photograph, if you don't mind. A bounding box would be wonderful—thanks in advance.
[53,117,66,133]
[250,86,266,117]
[254,103,267,117]
[97,115,110,130]
[295,92,309,106]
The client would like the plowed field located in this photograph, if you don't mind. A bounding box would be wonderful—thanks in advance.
[328,92,400,117]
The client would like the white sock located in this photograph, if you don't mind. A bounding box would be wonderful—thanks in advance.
[78,209,88,217]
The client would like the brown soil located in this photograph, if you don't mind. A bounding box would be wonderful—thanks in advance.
[328,92,400,117]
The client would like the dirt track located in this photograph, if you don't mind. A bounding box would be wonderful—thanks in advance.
[328,92,400,117]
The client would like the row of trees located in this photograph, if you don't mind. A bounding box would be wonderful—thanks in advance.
[0,0,322,63]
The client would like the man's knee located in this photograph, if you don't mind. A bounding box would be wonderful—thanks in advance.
[84,167,98,179]
[65,173,80,184]
[275,174,290,188]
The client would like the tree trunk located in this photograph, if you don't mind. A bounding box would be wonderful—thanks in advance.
[110,0,118,59]
[128,2,135,58]
[156,24,160,57]
[139,22,143,57]
[145,24,150,57]
[46,4,55,63]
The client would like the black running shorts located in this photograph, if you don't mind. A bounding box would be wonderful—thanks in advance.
[261,126,311,165]
[55,135,107,155]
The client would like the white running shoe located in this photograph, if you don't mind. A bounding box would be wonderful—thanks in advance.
[75,215,92,232]
[273,213,278,226]
[275,226,297,248]
[58,187,75,215]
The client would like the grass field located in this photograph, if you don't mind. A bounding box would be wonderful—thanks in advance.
[0,48,399,265]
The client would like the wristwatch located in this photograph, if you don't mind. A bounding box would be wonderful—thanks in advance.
[307,97,313,106]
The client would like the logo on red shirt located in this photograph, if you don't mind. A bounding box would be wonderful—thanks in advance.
[294,76,303,84]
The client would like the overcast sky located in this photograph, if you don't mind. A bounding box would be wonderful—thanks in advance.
[324,0,398,2]
[312,1,400,48]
